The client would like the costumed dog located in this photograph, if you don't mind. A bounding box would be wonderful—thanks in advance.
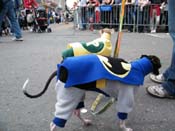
[49,54,161,131]
[23,54,161,131]
[22,28,113,128]
[61,28,113,58]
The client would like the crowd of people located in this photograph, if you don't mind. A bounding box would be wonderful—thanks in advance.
[0,0,24,41]
[0,0,63,42]
[73,0,168,33]
[0,0,168,40]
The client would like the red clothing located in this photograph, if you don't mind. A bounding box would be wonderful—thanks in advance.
[23,0,39,9]
[150,5,161,17]
[95,10,100,23]
[87,0,100,6]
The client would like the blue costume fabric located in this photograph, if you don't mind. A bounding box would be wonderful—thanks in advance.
[57,54,153,88]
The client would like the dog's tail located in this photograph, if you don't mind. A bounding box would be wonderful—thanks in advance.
[22,70,57,98]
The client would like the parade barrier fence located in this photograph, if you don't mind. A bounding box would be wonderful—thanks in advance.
[73,4,168,32]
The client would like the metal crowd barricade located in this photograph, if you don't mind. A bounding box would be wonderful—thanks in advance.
[73,4,168,32]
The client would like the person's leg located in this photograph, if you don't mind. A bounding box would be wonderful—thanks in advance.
[81,7,86,29]
[6,2,22,39]
[128,7,133,32]
[138,9,143,32]
[77,7,83,29]
[147,0,175,98]
[47,11,51,26]
[155,6,160,32]
[0,4,8,33]
[151,9,156,32]
[149,7,154,32]
[162,0,175,95]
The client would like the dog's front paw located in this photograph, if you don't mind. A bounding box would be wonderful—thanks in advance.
[121,127,133,131]
[119,121,133,131]
[50,122,57,131]
[74,109,92,126]
[83,119,92,126]
[120,125,133,131]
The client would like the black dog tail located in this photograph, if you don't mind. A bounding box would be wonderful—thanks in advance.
[22,70,57,98]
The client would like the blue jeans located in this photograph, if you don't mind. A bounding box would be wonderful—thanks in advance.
[162,0,175,95]
[0,1,22,38]
[80,7,86,29]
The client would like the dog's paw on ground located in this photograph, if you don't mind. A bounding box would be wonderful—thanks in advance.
[120,127,133,131]
[83,119,92,126]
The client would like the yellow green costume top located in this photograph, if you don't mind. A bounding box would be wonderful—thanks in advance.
[62,32,112,58]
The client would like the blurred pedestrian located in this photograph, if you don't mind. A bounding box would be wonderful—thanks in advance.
[0,0,23,41]
[146,0,175,98]
[23,0,39,9]
[137,0,150,33]
[41,0,58,27]
[149,0,163,33]
[159,0,168,32]
[79,0,87,30]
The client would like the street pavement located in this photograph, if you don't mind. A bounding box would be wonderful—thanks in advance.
[0,23,175,131]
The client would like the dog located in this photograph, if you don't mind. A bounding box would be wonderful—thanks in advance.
[62,28,113,59]
[47,54,161,131]
[22,54,161,131]
[22,29,160,130]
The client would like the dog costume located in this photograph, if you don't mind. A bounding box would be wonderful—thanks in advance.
[62,32,112,58]
[52,54,154,127]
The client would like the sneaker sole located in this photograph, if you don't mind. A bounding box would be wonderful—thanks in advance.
[15,39,23,41]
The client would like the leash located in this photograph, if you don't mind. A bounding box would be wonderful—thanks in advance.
[90,0,126,115]
[91,97,115,115]
[113,0,126,58]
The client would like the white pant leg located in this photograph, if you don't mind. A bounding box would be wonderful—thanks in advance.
[116,83,138,113]
[105,80,137,113]
[54,80,86,120]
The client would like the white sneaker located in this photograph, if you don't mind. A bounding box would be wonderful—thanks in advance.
[150,73,165,83]
[12,37,24,41]
[151,29,156,33]
[30,28,33,32]
[146,85,175,99]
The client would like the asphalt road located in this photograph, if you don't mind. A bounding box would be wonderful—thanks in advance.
[0,23,175,131]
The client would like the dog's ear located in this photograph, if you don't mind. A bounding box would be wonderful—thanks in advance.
[140,54,148,59]
[142,55,161,75]
[99,29,104,35]
[99,28,114,35]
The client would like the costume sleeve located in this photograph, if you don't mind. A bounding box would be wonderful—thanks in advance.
[116,83,138,114]
[105,81,138,120]
[53,80,85,127]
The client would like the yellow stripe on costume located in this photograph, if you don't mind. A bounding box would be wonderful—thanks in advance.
[67,32,112,57]
[96,79,106,88]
